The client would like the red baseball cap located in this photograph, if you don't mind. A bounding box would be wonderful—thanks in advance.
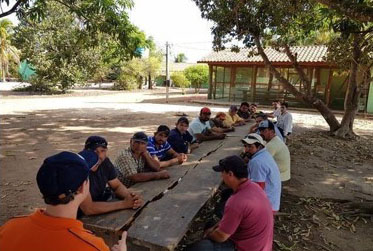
[200,107,211,114]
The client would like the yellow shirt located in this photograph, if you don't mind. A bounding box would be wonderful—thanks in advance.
[223,113,244,127]
[266,136,291,181]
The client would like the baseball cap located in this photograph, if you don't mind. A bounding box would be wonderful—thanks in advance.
[241,133,266,146]
[84,136,108,150]
[258,120,275,131]
[36,151,90,201]
[200,107,211,114]
[229,105,238,112]
[78,150,100,169]
[156,125,170,136]
[212,155,248,178]
[132,131,148,143]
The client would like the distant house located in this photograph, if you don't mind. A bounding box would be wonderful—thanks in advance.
[198,45,373,113]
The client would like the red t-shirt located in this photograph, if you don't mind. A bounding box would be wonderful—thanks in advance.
[0,209,109,251]
[219,180,273,251]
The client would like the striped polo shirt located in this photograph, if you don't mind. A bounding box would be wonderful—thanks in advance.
[147,136,171,160]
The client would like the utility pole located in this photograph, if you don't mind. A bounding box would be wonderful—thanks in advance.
[165,42,170,103]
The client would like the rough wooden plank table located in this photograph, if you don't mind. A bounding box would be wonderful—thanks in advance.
[81,135,230,246]
[127,125,248,250]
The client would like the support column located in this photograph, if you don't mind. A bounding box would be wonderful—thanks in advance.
[208,65,213,99]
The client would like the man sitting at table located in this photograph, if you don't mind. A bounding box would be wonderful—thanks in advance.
[224,105,246,127]
[115,132,170,187]
[78,136,143,216]
[147,125,188,168]
[188,107,226,143]
[237,102,251,122]
[187,155,273,251]
[168,117,199,154]
[209,112,235,133]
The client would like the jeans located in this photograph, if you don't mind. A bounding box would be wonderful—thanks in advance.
[187,239,235,251]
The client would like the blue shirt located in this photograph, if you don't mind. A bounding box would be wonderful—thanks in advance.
[248,148,281,211]
[167,128,193,154]
[147,136,172,160]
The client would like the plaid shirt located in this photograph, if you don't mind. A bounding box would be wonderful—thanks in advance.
[114,148,145,187]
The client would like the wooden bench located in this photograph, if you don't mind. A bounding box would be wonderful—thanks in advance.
[81,124,251,250]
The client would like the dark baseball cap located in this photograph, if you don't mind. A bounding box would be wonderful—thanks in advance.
[78,150,100,168]
[258,120,275,131]
[213,155,248,178]
[132,131,148,143]
[156,125,170,136]
[84,136,108,150]
[36,151,90,200]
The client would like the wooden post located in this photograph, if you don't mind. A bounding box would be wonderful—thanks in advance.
[213,66,217,99]
[229,66,236,101]
[251,66,257,102]
[326,68,333,106]
[208,65,213,99]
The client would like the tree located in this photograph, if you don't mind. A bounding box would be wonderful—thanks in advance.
[171,71,190,94]
[116,58,145,90]
[314,0,373,23]
[1,0,148,60]
[13,1,148,92]
[0,19,19,82]
[143,37,163,89]
[193,0,373,138]
[184,65,208,93]
[174,53,187,63]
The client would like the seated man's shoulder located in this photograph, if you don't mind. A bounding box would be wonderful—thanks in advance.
[68,227,108,250]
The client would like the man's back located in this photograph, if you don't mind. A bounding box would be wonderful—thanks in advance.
[219,180,273,251]
[266,136,291,181]
[249,149,282,211]
[0,209,108,251]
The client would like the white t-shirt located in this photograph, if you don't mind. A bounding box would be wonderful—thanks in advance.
[277,112,293,136]
[188,117,211,142]
[273,108,281,120]
[266,136,291,181]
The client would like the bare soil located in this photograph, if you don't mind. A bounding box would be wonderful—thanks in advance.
[1,89,372,250]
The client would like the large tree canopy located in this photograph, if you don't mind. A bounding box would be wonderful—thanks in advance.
[1,0,147,59]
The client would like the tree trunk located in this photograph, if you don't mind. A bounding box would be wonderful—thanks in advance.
[333,34,361,138]
[253,36,341,132]
[148,73,152,89]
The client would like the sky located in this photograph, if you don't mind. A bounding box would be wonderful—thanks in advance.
[129,0,215,63]
[1,0,215,63]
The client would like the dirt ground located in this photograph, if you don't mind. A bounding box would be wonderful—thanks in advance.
[1,88,372,250]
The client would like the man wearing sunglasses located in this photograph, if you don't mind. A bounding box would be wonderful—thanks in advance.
[188,107,226,143]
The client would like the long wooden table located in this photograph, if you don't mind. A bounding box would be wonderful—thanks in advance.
[81,124,250,250]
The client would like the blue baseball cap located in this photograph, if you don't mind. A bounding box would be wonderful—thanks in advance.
[258,120,275,131]
[78,150,99,169]
[36,151,90,200]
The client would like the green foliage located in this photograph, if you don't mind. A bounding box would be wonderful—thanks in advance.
[0,18,19,81]
[171,71,190,91]
[115,58,145,90]
[13,1,148,92]
[1,0,149,59]
[174,53,187,63]
[184,65,208,93]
